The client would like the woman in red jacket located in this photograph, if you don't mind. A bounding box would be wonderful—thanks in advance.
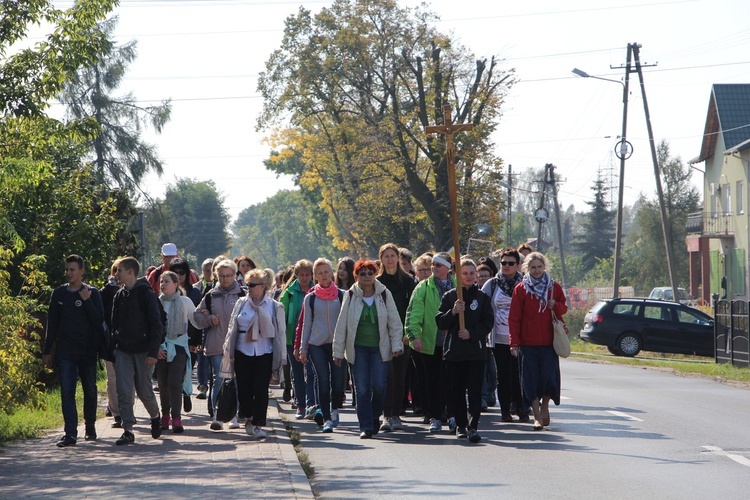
[508,252,567,431]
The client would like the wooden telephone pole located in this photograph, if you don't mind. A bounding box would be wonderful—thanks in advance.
[426,105,473,330]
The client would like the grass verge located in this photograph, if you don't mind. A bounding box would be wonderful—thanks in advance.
[0,366,108,446]
[571,339,750,385]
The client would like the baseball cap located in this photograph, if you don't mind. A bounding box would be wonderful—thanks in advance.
[161,243,178,256]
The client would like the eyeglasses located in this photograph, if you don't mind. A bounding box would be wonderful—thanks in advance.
[500,261,517,266]
[416,268,431,273]
[358,271,375,277]
[174,270,186,275]
[218,274,235,279]
[247,282,265,288]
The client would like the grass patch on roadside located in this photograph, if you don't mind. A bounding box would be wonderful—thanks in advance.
[0,365,109,446]
[281,417,314,478]
[570,339,750,384]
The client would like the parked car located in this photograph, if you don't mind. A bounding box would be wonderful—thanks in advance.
[648,287,697,307]
[580,298,714,357]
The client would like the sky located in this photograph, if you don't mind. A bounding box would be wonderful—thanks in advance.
[47,0,750,224]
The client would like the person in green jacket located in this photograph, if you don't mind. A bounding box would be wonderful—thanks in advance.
[278,259,314,419]
[405,252,456,433]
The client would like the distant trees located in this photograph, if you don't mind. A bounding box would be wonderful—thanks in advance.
[233,190,338,270]
[144,178,231,267]
[258,0,513,255]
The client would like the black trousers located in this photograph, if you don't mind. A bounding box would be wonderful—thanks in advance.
[234,351,272,427]
[447,359,486,430]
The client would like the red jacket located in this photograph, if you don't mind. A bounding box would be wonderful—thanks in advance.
[508,281,567,347]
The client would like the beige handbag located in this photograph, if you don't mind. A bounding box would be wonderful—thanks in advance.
[551,311,571,358]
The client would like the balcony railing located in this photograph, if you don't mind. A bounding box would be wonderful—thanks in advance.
[686,212,734,236]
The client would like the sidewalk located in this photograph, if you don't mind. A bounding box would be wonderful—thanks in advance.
[0,383,313,499]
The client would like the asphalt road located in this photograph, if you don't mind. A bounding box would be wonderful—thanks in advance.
[280,359,750,499]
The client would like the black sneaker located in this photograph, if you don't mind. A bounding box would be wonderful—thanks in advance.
[183,393,192,413]
[150,417,163,439]
[283,386,292,402]
[84,426,97,441]
[456,426,468,439]
[115,431,135,446]
[56,435,76,448]
[468,429,481,443]
[111,416,122,428]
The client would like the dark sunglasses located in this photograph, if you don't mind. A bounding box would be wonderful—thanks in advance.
[247,282,264,288]
[174,270,186,275]
[500,261,517,266]
[358,271,375,276]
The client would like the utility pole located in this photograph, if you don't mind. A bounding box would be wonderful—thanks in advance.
[535,166,549,251]
[632,44,680,301]
[507,164,512,245]
[549,164,568,295]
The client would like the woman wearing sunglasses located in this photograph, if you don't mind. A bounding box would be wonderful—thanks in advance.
[220,268,286,439]
[333,260,403,439]
[482,248,529,422]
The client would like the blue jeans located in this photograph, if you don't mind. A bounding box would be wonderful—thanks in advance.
[307,343,344,421]
[56,351,98,438]
[305,359,317,407]
[287,345,306,410]
[208,354,224,412]
[351,346,389,431]
[196,349,210,386]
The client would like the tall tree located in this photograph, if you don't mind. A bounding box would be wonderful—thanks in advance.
[59,16,171,190]
[574,172,615,271]
[258,0,513,255]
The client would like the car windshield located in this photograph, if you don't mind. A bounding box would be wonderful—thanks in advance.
[660,289,692,301]
[590,301,608,314]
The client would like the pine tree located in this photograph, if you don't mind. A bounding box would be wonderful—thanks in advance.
[574,173,615,271]
[59,17,171,190]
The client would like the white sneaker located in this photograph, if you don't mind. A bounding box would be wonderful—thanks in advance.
[391,416,404,430]
[210,420,223,431]
[247,426,266,439]
[228,416,240,429]
[379,417,392,432]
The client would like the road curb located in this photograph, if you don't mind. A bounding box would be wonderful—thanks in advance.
[269,398,315,499]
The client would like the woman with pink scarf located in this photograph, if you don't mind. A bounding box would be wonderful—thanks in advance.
[299,258,345,433]
[220,268,286,439]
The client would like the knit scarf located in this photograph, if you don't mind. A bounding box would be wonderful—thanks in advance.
[522,271,553,313]
[435,277,453,297]
[497,271,523,297]
[245,298,276,342]
[161,291,186,340]
[313,283,339,301]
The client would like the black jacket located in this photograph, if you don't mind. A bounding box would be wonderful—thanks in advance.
[111,277,164,358]
[436,284,494,362]
[377,271,417,325]
[44,283,104,356]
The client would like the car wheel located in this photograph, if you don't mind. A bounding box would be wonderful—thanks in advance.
[607,346,620,355]
[617,333,641,357]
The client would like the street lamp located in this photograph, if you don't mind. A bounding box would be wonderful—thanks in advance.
[572,64,631,298]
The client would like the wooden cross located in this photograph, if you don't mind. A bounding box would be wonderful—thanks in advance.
[426,105,473,330]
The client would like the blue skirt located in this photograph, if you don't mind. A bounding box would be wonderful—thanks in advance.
[519,345,561,406]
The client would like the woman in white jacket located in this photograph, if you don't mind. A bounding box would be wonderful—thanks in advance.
[220,268,286,440]
[333,260,403,439]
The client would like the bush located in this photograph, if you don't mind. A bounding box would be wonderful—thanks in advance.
[0,251,47,414]
[564,307,588,340]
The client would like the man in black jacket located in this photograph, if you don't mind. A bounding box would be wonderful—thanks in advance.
[111,257,164,445]
[44,254,105,447]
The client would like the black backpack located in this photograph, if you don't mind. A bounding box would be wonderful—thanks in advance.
[137,286,168,341]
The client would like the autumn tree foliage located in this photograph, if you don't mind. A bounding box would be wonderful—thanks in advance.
[258,0,513,255]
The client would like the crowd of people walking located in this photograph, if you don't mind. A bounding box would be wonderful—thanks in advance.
[43,241,567,447]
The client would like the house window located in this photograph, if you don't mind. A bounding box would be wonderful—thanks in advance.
[724,184,731,215]
[737,181,744,214]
